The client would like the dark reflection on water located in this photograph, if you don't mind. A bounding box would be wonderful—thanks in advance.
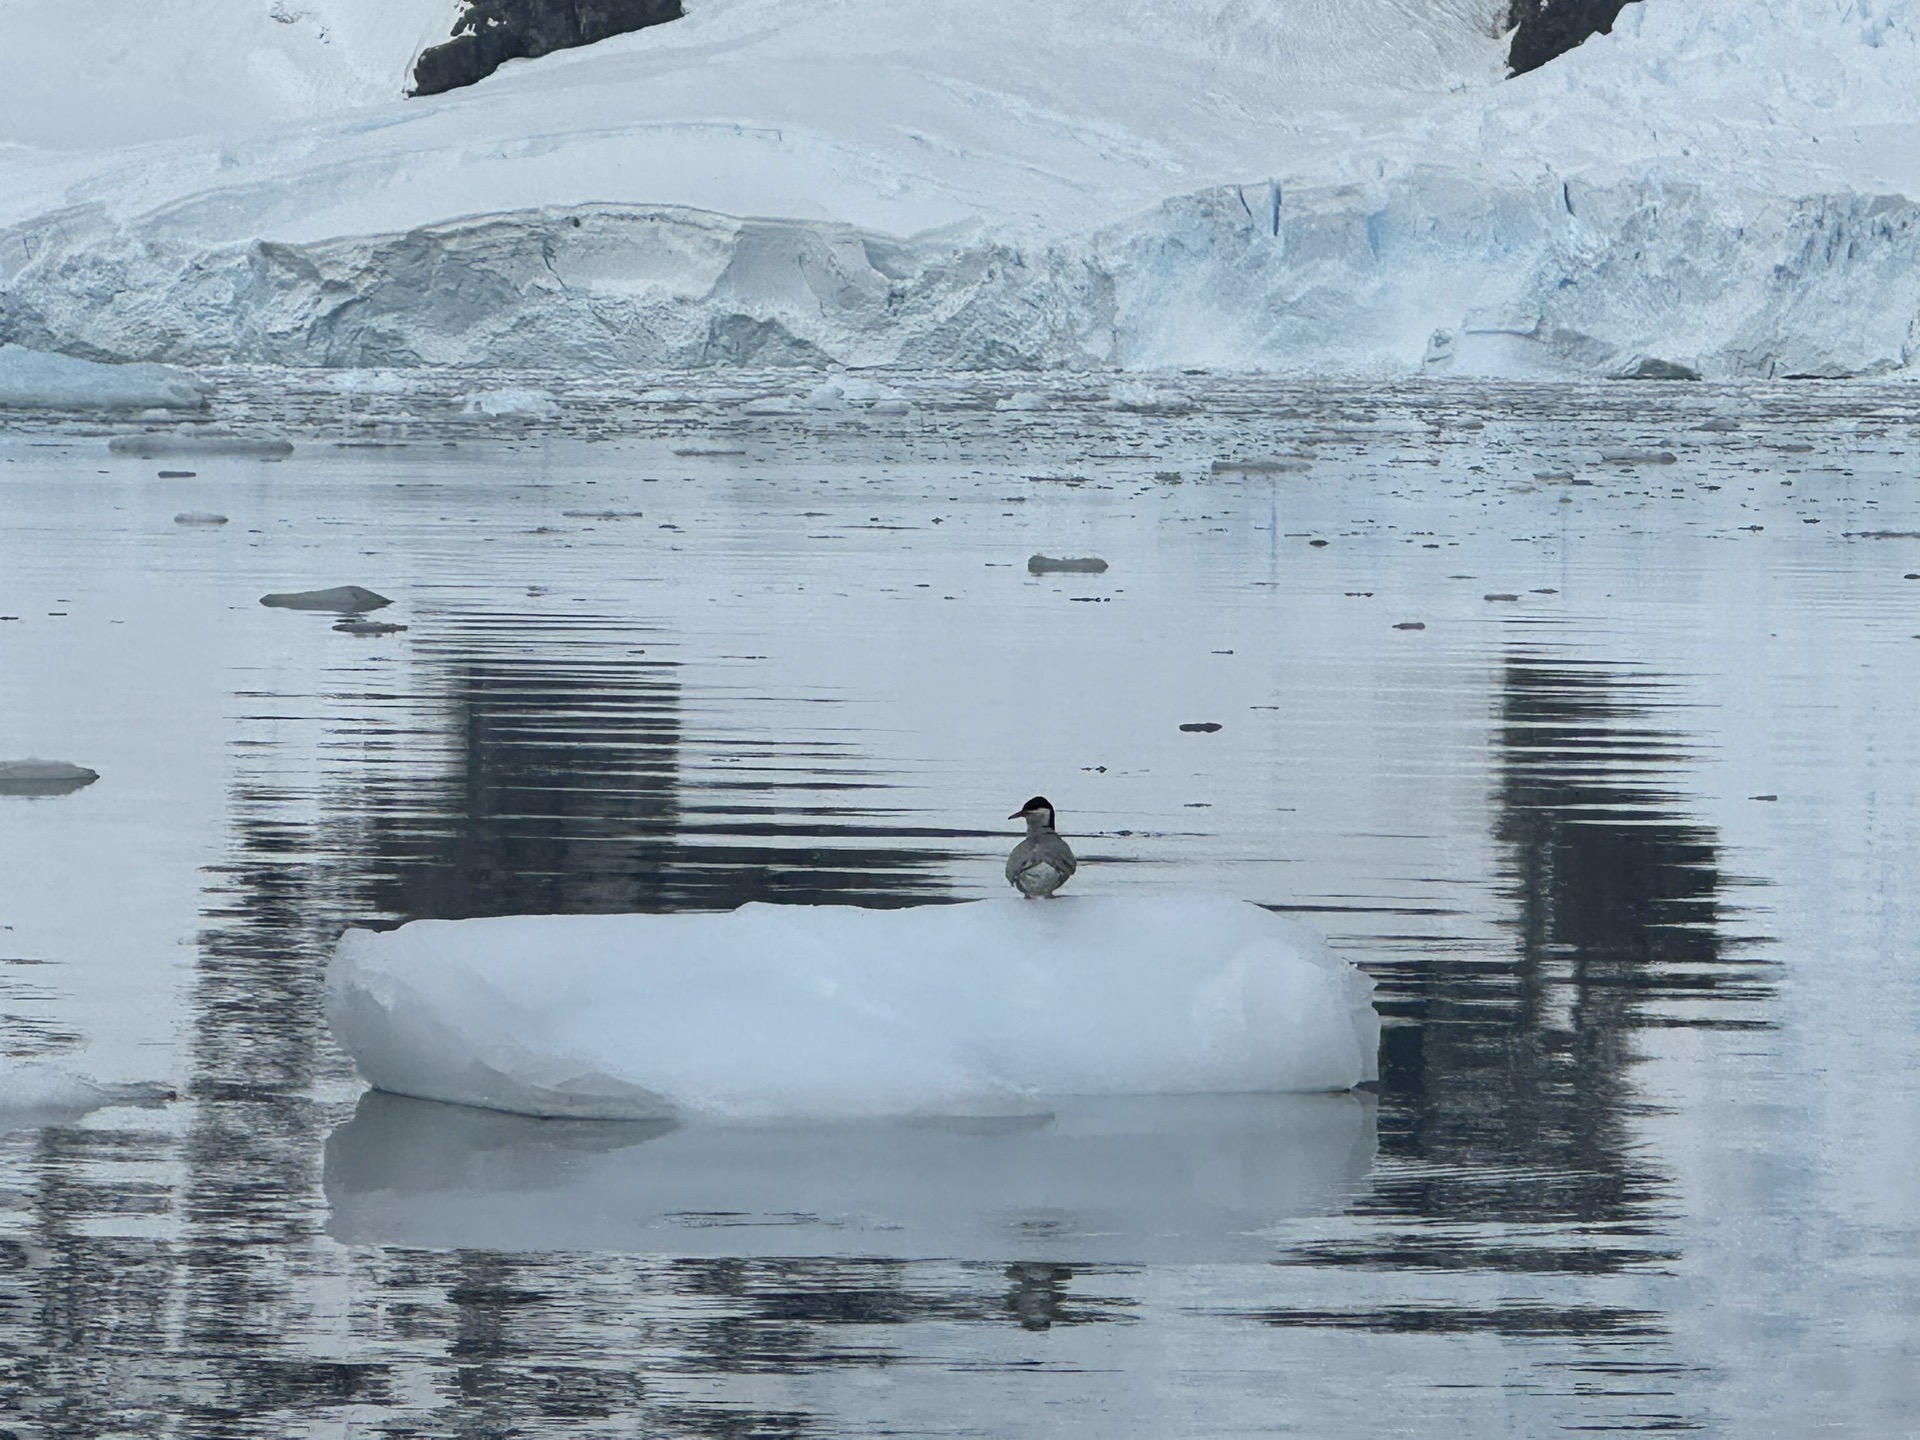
[1261,647,1757,1413]
[350,611,960,918]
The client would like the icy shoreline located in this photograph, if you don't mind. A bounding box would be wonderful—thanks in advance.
[6,170,1918,379]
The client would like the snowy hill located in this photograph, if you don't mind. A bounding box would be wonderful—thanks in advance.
[1,0,1917,376]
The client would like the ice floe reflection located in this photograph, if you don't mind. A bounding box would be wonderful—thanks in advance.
[324,1090,1377,1262]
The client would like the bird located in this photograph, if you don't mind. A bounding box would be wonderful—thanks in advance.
[1006,796,1077,898]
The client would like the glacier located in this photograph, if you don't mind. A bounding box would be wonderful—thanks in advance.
[1,0,1917,376]
[326,896,1381,1122]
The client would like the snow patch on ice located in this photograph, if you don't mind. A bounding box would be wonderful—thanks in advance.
[327,895,1380,1122]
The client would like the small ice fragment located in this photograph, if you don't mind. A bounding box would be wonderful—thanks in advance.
[260,585,392,613]
[1028,555,1109,574]
[460,388,558,418]
[0,759,99,796]
[1107,381,1192,414]
[173,511,228,525]
[996,391,1047,412]
[672,446,746,457]
[1484,592,1519,602]
[1599,450,1677,465]
[1179,722,1223,733]
[1393,621,1426,630]
[157,469,197,478]
[333,619,408,636]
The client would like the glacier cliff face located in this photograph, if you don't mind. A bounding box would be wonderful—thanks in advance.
[6,174,1916,377]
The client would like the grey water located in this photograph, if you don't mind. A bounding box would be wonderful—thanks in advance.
[0,374,1916,1438]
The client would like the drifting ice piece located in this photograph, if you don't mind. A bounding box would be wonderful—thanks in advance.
[328,895,1380,1122]
[260,585,392,613]
[0,759,99,796]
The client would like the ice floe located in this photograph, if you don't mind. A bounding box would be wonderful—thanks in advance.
[0,346,205,411]
[0,1057,171,1128]
[328,895,1380,1122]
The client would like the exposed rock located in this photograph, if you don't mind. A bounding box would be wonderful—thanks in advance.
[412,1,684,98]
[1507,0,1641,77]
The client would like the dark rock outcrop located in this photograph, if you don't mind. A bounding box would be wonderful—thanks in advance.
[411,0,683,97]
[1507,0,1642,76]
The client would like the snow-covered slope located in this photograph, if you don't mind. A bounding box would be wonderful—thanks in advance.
[0,0,459,150]
[1,0,1917,376]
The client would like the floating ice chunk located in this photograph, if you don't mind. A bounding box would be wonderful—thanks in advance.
[0,1057,171,1128]
[327,895,1380,1122]
[806,376,904,410]
[1108,381,1193,414]
[0,759,99,796]
[260,585,392,613]
[0,346,206,411]
[173,511,229,525]
[1028,554,1110,574]
[996,391,1048,412]
[323,369,412,394]
[460,388,559,418]
[324,1089,1376,1262]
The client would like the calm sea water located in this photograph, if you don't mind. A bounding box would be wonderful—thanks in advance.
[0,373,1915,1438]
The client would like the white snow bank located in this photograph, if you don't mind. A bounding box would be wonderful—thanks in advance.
[0,345,205,410]
[0,1057,172,1127]
[325,1089,1377,1261]
[327,896,1380,1122]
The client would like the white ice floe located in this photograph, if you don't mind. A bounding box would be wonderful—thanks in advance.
[0,345,205,411]
[328,895,1380,1122]
[324,1089,1377,1261]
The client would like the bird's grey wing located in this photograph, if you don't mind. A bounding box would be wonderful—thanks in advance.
[1042,834,1077,877]
[1006,838,1035,884]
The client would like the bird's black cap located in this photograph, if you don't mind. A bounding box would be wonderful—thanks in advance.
[1010,795,1055,820]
